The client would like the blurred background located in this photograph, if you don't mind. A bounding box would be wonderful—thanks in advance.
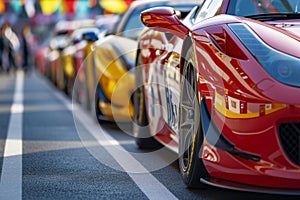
[0,0,134,35]
[0,0,133,56]
[0,0,135,74]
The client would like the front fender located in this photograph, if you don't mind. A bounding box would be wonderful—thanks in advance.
[93,35,137,104]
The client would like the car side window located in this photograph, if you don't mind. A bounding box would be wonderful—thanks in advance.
[120,8,145,39]
[195,0,224,23]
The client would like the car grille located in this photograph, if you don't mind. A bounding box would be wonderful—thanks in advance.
[278,123,300,166]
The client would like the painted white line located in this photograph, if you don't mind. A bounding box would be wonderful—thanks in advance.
[73,112,178,200]
[36,73,178,200]
[0,70,24,200]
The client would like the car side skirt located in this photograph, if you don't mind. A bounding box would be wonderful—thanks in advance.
[200,177,300,195]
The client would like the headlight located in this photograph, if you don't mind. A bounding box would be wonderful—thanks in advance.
[229,23,300,88]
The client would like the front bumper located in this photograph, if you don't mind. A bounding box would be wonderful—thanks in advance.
[200,97,300,190]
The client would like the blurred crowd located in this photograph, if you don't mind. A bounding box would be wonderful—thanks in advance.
[0,0,136,74]
[0,22,36,73]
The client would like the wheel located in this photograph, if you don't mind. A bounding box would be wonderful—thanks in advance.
[133,50,162,149]
[133,85,162,149]
[178,45,209,188]
[95,84,106,122]
[83,62,91,110]
[63,74,69,95]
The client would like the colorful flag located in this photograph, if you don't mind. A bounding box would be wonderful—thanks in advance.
[40,0,62,15]
[0,0,6,14]
[64,0,77,15]
[12,0,23,13]
[100,0,128,14]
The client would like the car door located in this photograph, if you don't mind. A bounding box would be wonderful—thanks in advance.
[140,6,202,149]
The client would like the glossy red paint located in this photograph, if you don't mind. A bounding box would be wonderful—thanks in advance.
[34,46,49,75]
[141,7,189,39]
[72,42,87,101]
[205,25,248,60]
[137,0,300,193]
[204,106,300,188]
[74,45,85,72]
[192,13,300,188]
[49,54,60,85]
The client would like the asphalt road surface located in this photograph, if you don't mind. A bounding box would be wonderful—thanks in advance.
[0,70,299,200]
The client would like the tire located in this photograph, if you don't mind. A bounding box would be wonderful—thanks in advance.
[178,45,209,188]
[95,85,102,121]
[63,74,69,96]
[95,84,108,123]
[133,50,162,149]
[83,63,90,111]
[133,85,162,149]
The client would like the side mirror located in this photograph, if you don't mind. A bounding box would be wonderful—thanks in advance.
[141,7,189,38]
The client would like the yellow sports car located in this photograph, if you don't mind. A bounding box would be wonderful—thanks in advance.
[47,21,73,88]
[91,0,171,121]
[48,19,95,92]
[67,15,120,108]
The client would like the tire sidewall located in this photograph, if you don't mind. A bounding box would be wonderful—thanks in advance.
[178,45,207,187]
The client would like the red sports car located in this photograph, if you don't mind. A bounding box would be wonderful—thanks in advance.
[134,0,300,194]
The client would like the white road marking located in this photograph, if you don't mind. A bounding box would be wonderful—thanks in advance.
[0,70,24,200]
[37,74,178,200]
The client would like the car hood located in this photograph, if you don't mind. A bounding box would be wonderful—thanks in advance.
[241,18,300,59]
[267,20,300,37]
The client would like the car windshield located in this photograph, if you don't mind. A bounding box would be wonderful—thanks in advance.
[227,0,300,16]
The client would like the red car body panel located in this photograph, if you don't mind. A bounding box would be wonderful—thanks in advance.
[138,0,300,192]
[72,41,87,101]
[193,15,300,189]
[34,46,49,75]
